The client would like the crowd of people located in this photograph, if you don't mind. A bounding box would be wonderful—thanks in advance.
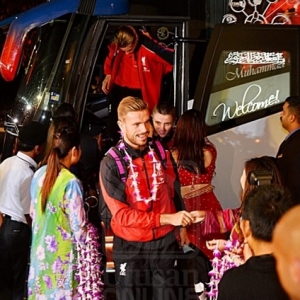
[1,24,300,300]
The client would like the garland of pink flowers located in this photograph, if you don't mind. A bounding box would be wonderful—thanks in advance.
[75,222,104,299]
[207,240,244,300]
[118,141,159,204]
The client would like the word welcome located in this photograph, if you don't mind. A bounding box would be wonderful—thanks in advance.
[213,84,280,121]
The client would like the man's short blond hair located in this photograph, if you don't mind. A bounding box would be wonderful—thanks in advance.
[113,25,138,48]
[118,97,148,121]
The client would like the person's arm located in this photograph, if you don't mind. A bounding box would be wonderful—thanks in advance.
[20,170,34,226]
[141,32,174,65]
[102,75,111,94]
[25,214,32,227]
[160,211,192,227]
[165,150,192,245]
[102,43,117,94]
[64,178,87,243]
[103,42,118,75]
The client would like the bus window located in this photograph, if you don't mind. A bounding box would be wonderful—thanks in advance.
[193,24,300,208]
[8,17,71,126]
[194,24,300,135]
[205,50,290,127]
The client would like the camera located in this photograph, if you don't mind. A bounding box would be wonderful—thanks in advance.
[247,171,273,186]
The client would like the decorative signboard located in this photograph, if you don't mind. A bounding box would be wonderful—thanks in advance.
[205,50,290,125]
[223,0,300,25]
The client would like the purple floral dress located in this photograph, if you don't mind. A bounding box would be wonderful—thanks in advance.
[28,166,86,299]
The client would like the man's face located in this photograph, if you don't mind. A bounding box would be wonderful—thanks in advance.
[280,102,291,131]
[118,109,151,149]
[152,112,174,138]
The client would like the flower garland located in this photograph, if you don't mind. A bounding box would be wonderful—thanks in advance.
[118,141,159,204]
[207,240,243,300]
[75,222,104,299]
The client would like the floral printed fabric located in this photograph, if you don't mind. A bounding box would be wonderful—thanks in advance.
[28,166,86,299]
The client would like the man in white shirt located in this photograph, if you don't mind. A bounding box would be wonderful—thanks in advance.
[0,121,47,300]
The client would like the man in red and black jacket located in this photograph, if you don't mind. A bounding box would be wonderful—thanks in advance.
[102,25,174,145]
[99,96,193,300]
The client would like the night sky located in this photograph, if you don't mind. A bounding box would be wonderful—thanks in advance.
[0,0,46,20]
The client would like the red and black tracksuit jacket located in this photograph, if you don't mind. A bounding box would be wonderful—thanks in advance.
[99,141,185,242]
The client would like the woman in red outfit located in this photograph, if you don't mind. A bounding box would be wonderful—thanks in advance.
[171,109,225,298]
[172,109,225,259]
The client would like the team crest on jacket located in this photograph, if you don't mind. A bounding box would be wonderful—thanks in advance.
[141,56,149,72]
[120,262,127,276]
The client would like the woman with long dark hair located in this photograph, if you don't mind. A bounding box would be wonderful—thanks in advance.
[28,119,87,299]
[171,109,224,298]
[172,109,224,258]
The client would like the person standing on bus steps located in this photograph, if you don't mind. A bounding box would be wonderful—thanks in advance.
[102,25,174,144]
[99,97,194,300]
[276,95,300,204]
[0,121,47,300]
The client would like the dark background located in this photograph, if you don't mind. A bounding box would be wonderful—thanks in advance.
[0,0,46,20]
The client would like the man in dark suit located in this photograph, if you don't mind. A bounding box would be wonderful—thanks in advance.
[276,95,300,204]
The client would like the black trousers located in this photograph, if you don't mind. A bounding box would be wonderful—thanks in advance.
[176,243,212,299]
[0,216,31,300]
[107,85,142,145]
[113,232,179,300]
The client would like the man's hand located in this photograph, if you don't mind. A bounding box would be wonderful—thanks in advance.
[179,227,190,246]
[160,211,193,227]
[102,75,111,94]
[190,210,206,223]
[25,214,32,227]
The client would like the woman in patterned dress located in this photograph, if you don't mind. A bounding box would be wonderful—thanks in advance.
[28,119,87,299]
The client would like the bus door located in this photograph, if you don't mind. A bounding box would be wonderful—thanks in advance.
[1,16,190,159]
[69,17,189,273]
[70,16,190,131]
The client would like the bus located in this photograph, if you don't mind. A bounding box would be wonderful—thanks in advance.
[0,0,298,275]
[0,0,299,211]
[0,0,194,161]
